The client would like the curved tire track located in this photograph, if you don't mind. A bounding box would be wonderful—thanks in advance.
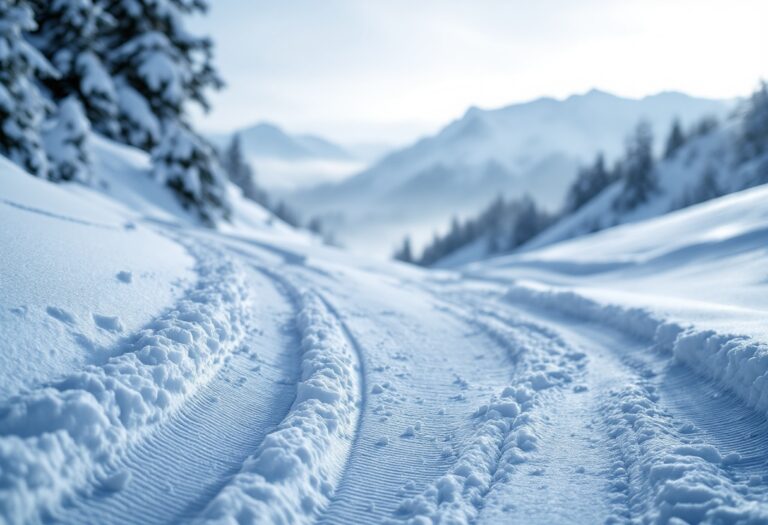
[472,289,768,523]
[49,267,301,524]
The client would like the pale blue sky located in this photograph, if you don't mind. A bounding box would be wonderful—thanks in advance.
[191,0,768,145]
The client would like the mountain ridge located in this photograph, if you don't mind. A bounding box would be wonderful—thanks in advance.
[288,89,733,257]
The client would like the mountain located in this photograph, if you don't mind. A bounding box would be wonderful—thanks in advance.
[428,84,768,268]
[289,90,732,257]
[210,122,371,192]
[226,122,353,161]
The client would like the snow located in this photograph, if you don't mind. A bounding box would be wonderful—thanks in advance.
[200,289,361,524]
[0,238,249,524]
[0,157,194,398]
[5,138,768,524]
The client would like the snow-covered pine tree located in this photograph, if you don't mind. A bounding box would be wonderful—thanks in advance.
[101,0,229,223]
[393,236,414,263]
[152,122,230,225]
[103,0,223,150]
[509,195,550,249]
[739,81,768,162]
[564,153,612,213]
[28,0,119,136]
[222,133,269,206]
[42,96,91,182]
[663,118,686,160]
[614,121,657,211]
[0,0,53,176]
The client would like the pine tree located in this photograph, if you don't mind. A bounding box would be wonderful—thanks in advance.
[28,0,118,136]
[564,153,612,212]
[100,0,228,222]
[484,195,508,253]
[691,164,721,204]
[103,0,223,150]
[510,195,550,248]
[222,133,268,206]
[0,0,53,176]
[152,122,230,225]
[393,236,414,263]
[272,200,300,227]
[739,81,768,161]
[663,118,686,160]
[692,115,719,137]
[43,96,91,182]
[614,121,657,211]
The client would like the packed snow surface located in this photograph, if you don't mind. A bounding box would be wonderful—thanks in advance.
[3,144,768,524]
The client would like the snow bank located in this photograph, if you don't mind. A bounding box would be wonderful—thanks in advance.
[199,290,361,524]
[505,282,768,418]
[603,382,768,523]
[0,243,249,524]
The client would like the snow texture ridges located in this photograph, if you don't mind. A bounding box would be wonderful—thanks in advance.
[603,382,768,523]
[387,308,580,524]
[0,242,249,524]
[199,289,361,525]
[505,282,768,425]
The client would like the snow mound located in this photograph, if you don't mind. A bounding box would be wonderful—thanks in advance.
[0,243,249,524]
[604,382,768,523]
[504,282,768,419]
[200,290,361,524]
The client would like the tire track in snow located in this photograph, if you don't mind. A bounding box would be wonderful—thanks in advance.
[0,241,250,525]
[287,274,515,524]
[308,293,370,520]
[386,293,609,524]
[600,350,768,523]
[473,304,640,524]
[478,288,768,522]
[658,363,768,484]
[47,266,301,525]
[196,266,363,524]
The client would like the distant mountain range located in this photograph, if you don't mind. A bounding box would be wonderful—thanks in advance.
[209,122,377,192]
[287,89,733,257]
[220,122,353,161]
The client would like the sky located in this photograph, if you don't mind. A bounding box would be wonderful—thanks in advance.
[190,0,768,147]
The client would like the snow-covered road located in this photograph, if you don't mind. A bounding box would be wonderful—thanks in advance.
[29,232,768,524]
[4,162,768,524]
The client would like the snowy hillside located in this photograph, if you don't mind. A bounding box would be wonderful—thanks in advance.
[524,118,767,251]
[82,135,305,241]
[210,122,370,192]
[5,141,768,523]
[290,90,731,256]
